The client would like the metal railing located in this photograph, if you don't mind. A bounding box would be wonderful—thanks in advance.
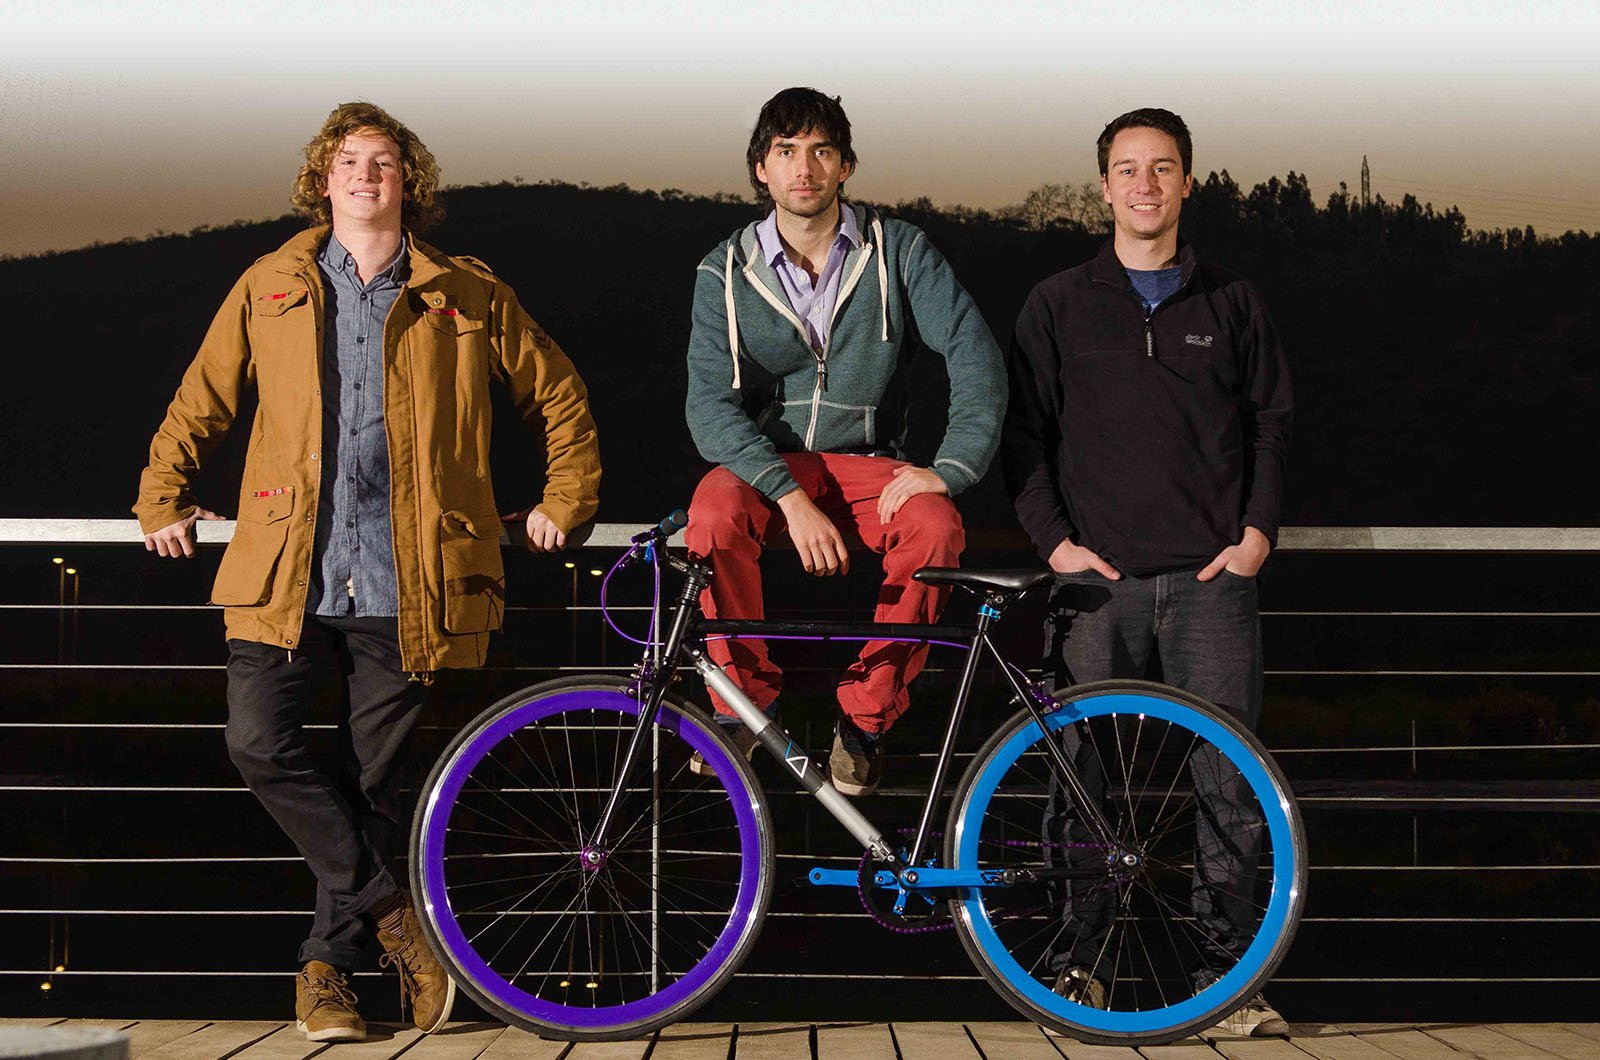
[3,521,1598,1017]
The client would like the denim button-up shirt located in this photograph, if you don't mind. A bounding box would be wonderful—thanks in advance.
[306,233,407,617]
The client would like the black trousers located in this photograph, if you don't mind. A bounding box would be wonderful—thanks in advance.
[225,615,428,969]
[1042,568,1266,979]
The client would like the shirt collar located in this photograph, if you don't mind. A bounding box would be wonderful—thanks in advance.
[755,203,863,268]
[321,230,410,283]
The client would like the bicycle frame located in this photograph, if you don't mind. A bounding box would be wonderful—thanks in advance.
[585,547,1124,881]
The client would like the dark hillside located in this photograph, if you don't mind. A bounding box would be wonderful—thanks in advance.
[1,179,1593,527]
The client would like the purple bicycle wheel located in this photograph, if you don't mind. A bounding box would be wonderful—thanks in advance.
[410,680,772,1040]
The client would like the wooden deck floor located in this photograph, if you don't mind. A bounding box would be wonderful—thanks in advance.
[4,1020,1599,1060]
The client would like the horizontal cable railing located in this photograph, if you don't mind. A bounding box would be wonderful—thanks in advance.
[4,522,1599,1013]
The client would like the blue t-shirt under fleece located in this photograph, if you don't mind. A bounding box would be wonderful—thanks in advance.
[1125,266,1182,313]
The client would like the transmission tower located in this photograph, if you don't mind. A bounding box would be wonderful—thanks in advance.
[1361,155,1371,207]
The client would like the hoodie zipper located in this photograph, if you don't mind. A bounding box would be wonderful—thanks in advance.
[803,245,875,449]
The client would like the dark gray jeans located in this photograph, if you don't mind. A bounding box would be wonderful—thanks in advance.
[225,615,429,970]
[1042,567,1264,979]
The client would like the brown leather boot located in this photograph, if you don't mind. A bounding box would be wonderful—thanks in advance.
[374,890,456,1033]
[295,960,366,1042]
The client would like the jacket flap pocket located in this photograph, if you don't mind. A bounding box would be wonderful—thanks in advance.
[441,508,498,540]
[239,488,295,525]
[255,289,309,317]
[440,510,505,634]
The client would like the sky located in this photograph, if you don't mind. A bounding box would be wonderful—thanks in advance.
[2,0,1597,257]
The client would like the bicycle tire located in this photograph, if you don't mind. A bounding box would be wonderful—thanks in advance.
[946,679,1306,1044]
[409,676,774,1040]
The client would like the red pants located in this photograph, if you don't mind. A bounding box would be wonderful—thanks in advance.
[683,453,965,736]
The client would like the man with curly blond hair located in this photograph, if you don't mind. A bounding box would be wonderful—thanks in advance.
[134,102,601,1041]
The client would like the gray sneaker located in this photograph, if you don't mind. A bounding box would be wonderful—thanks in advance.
[1042,965,1108,1037]
[1217,994,1289,1037]
[1053,966,1107,1008]
[689,719,760,777]
[829,718,883,796]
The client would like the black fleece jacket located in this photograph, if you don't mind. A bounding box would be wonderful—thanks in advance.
[1002,241,1293,577]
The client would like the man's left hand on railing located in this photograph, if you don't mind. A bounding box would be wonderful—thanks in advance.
[143,508,225,559]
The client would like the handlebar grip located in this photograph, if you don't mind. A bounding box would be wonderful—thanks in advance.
[631,509,689,545]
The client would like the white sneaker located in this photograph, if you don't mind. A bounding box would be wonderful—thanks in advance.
[1217,994,1289,1036]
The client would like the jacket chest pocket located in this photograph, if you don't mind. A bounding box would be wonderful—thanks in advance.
[212,489,296,606]
[439,510,505,634]
[422,306,487,341]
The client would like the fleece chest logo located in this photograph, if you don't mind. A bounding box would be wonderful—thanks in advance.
[1185,333,1214,348]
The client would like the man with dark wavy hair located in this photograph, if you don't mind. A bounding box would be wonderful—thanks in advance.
[1003,107,1293,1036]
[684,87,1005,795]
[134,101,600,1040]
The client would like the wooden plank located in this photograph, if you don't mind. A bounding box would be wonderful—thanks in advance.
[229,1025,328,1060]
[1141,1043,1224,1060]
[966,1022,1071,1060]
[473,1025,571,1060]
[736,1023,813,1060]
[317,1024,422,1060]
[650,1023,734,1060]
[563,1034,652,1060]
[891,1023,982,1059]
[1492,1027,1600,1060]
[140,1022,282,1060]
[0,1019,69,1027]
[814,1022,896,1060]
[1423,1025,1563,1060]
[1283,1025,1409,1060]
[1049,1035,1146,1060]
[118,1021,210,1059]
[60,1022,139,1032]
[1563,1029,1600,1046]
[1203,1039,1305,1060]
[389,1023,509,1060]
[1334,1027,1465,1060]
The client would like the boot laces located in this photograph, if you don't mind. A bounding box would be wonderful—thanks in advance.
[379,930,423,1017]
[302,968,359,1014]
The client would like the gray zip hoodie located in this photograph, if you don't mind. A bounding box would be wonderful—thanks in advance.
[685,203,1006,501]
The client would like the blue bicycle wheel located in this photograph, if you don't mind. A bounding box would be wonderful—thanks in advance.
[946,679,1305,1044]
[409,678,773,1040]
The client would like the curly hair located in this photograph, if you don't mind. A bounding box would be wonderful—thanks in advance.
[290,101,444,231]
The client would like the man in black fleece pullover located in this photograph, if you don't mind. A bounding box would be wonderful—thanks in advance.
[1001,108,1293,1036]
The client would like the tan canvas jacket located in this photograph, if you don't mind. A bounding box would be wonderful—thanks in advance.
[134,226,601,671]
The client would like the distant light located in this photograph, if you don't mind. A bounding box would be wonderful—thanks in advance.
[65,568,77,575]
[54,965,65,972]
[564,562,576,570]
[588,569,603,577]
[558,980,570,988]
[585,981,599,989]
[39,981,51,992]
[52,557,64,565]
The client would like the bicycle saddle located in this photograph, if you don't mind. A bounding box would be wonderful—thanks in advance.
[912,567,1053,594]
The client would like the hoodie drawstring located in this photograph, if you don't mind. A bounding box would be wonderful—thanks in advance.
[724,244,742,390]
[872,217,889,342]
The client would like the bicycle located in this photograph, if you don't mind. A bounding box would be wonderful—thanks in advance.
[408,513,1306,1044]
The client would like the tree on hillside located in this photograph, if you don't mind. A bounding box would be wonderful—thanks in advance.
[1018,182,1110,232]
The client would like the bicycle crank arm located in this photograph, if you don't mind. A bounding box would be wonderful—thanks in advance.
[807,866,1015,890]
